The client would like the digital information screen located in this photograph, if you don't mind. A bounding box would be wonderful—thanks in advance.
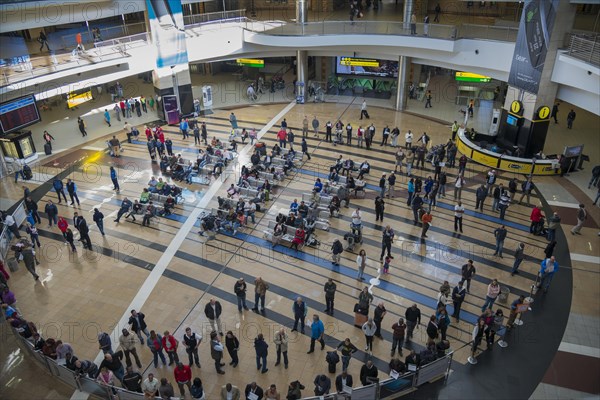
[236,58,264,68]
[336,56,398,78]
[0,95,40,134]
[455,72,492,82]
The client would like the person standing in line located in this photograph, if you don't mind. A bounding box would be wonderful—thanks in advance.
[380,225,394,261]
[77,117,87,137]
[252,277,269,313]
[356,249,367,281]
[245,382,264,400]
[461,259,476,293]
[481,279,501,311]
[378,173,386,198]
[493,224,507,257]
[109,166,120,193]
[451,121,459,141]
[458,154,468,175]
[511,243,526,276]
[538,256,559,293]
[454,201,464,233]
[225,331,239,368]
[518,178,535,205]
[345,122,353,145]
[193,124,201,145]
[147,332,167,367]
[201,122,208,145]
[362,318,376,354]
[394,148,405,173]
[292,296,308,334]
[183,327,201,368]
[301,137,312,161]
[204,298,223,336]
[566,109,576,129]
[210,332,226,375]
[498,190,511,220]
[336,338,358,371]
[375,196,385,223]
[404,304,421,341]
[491,185,502,212]
[73,212,93,250]
[588,165,600,189]
[122,366,143,393]
[324,278,337,315]
[410,13,417,35]
[159,331,179,367]
[307,315,325,354]
[229,113,238,129]
[331,239,343,267]
[174,362,192,398]
[381,125,390,146]
[475,184,487,212]
[571,203,587,235]
[274,327,289,369]
[404,130,413,150]
[434,3,441,22]
[387,172,397,199]
[325,120,333,142]
[25,197,41,225]
[506,295,526,329]
[254,333,269,373]
[454,174,465,200]
[53,178,68,204]
[360,100,368,119]
[546,212,561,242]
[390,318,406,357]
[312,116,320,137]
[373,302,387,339]
[128,309,149,344]
[119,329,143,369]
[451,281,467,321]
[92,208,105,236]
[302,116,309,137]
[234,277,249,312]
[421,209,432,238]
[66,179,80,206]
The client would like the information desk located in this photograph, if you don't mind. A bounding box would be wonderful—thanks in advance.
[456,130,559,176]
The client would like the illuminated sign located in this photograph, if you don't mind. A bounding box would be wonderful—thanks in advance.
[455,71,492,82]
[67,90,93,109]
[339,57,380,67]
[236,58,264,68]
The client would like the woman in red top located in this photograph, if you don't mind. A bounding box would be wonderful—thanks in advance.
[529,205,543,233]
[57,217,69,240]
[291,228,305,251]
[145,126,153,140]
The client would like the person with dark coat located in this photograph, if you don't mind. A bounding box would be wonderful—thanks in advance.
[66,179,80,206]
[53,179,68,204]
[245,382,264,400]
[98,351,125,382]
[122,366,143,393]
[225,331,240,368]
[313,374,331,396]
[451,281,467,321]
[335,370,353,393]
[92,208,105,236]
[204,298,223,336]
[359,360,378,386]
[25,197,41,224]
[254,333,269,373]
[73,212,93,250]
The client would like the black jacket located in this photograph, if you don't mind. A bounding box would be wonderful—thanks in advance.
[405,307,421,324]
[128,313,147,332]
[234,280,247,297]
[25,199,38,212]
[74,216,89,234]
[99,350,124,373]
[245,384,264,400]
[359,365,378,386]
[204,301,222,320]
[336,373,353,392]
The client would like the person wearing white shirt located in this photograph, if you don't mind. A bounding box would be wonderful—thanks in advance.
[362,319,377,354]
[454,175,465,200]
[143,374,160,398]
[405,130,413,149]
[3,214,21,239]
[351,208,362,233]
[454,201,465,233]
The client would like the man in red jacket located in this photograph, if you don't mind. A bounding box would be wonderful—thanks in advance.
[162,331,179,365]
[277,128,287,148]
[529,205,543,233]
[173,362,192,397]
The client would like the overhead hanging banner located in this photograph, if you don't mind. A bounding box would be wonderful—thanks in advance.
[146,0,188,68]
[507,0,558,94]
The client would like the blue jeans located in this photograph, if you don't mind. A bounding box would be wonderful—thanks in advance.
[246,211,255,223]
[151,348,166,367]
[14,170,24,183]
[256,354,267,372]
[547,229,556,242]
[494,239,504,256]
[538,272,554,291]
[97,220,105,235]
[341,355,351,371]
[481,296,497,311]
[254,293,265,310]
[237,294,247,311]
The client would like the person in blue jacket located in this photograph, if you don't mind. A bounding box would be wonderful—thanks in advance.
[313,178,323,193]
[307,314,325,354]
[53,178,68,203]
[110,166,120,193]
[538,256,558,293]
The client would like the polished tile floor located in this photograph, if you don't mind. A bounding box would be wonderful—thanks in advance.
[0,87,598,400]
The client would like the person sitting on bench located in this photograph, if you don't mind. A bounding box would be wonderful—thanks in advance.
[291,227,306,251]
[298,201,309,219]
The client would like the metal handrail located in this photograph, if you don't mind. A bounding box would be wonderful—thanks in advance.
[567,34,600,67]
[184,9,247,28]
[59,22,147,51]
[458,23,519,42]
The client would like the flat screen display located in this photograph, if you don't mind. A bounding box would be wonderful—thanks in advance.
[0,95,41,134]
[336,57,398,78]
[506,115,518,126]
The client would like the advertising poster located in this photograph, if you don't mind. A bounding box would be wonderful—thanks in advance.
[146,0,188,68]
[507,0,558,94]
[163,95,179,125]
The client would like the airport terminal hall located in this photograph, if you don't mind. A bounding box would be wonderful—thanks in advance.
[1,0,600,399]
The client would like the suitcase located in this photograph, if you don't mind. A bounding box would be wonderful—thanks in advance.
[7,257,19,272]
[354,311,368,328]
[44,142,52,155]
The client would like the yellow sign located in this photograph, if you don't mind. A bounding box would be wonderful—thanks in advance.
[510,100,523,115]
[455,72,492,82]
[339,57,380,67]
[499,159,533,174]
[471,149,499,168]
[533,162,559,175]
[67,90,92,108]
[537,105,550,120]
[236,58,264,67]
[456,137,472,158]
